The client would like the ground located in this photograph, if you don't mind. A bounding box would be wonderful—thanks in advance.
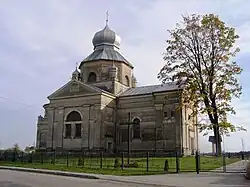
[0,155,241,175]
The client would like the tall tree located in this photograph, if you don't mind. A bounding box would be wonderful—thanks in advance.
[12,143,21,153]
[158,14,243,155]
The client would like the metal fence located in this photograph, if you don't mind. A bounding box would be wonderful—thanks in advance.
[0,150,248,174]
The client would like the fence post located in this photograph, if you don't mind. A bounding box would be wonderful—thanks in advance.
[21,152,24,164]
[90,152,92,168]
[53,151,56,165]
[4,153,7,161]
[50,153,52,164]
[100,152,103,169]
[195,151,200,174]
[241,152,245,160]
[121,152,124,169]
[223,152,226,173]
[146,152,149,172]
[82,151,85,167]
[175,151,180,173]
[41,152,44,164]
[12,152,16,162]
[66,151,69,167]
[30,153,33,163]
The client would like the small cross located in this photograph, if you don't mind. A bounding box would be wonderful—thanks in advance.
[75,62,78,70]
[106,10,109,25]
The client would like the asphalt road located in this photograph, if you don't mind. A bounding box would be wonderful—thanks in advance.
[0,170,160,187]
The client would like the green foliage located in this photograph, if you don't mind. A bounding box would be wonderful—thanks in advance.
[77,157,83,166]
[164,159,169,172]
[114,158,120,168]
[12,143,21,153]
[24,146,36,153]
[158,14,244,153]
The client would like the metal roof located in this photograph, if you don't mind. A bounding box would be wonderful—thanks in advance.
[81,47,133,68]
[118,82,182,97]
[92,24,121,50]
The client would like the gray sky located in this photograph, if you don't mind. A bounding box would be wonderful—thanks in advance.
[0,0,249,152]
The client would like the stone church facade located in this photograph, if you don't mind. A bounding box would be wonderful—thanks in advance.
[36,22,198,155]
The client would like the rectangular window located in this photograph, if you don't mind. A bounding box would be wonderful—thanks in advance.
[133,124,140,139]
[75,123,81,137]
[171,110,175,117]
[108,142,112,150]
[65,124,71,138]
[121,129,128,142]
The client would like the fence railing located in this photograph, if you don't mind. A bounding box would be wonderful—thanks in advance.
[0,151,248,174]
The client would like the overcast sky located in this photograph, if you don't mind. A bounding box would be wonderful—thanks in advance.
[0,0,249,152]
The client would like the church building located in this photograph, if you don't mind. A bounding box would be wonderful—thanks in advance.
[36,20,198,155]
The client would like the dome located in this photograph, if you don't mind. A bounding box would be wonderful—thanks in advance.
[92,24,121,49]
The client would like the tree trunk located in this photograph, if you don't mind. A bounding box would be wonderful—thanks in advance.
[213,125,222,156]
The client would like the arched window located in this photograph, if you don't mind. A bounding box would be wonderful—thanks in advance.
[88,72,97,82]
[125,75,130,86]
[66,111,81,122]
[65,111,82,138]
[133,118,140,139]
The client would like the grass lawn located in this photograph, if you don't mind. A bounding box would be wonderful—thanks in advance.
[0,155,241,176]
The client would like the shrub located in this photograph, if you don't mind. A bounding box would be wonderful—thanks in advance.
[114,158,120,168]
[78,157,83,166]
[164,159,169,172]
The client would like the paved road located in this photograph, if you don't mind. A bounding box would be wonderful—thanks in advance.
[0,168,249,187]
[0,170,166,187]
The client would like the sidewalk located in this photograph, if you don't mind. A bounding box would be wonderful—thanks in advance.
[213,160,248,173]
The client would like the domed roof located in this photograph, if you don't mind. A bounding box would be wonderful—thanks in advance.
[92,24,121,49]
[79,22,134,69]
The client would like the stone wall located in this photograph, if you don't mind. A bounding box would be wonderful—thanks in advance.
[116,93,183,152]
[80,60,133,87]
[44,94,105,150]
[37,83,198,154]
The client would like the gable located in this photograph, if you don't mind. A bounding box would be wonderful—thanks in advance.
[48,80,102,100]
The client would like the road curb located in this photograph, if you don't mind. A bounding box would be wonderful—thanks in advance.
[0,166,99,180]
[0,166,170,186]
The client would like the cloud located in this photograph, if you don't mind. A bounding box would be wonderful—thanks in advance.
[0,0,249,151]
